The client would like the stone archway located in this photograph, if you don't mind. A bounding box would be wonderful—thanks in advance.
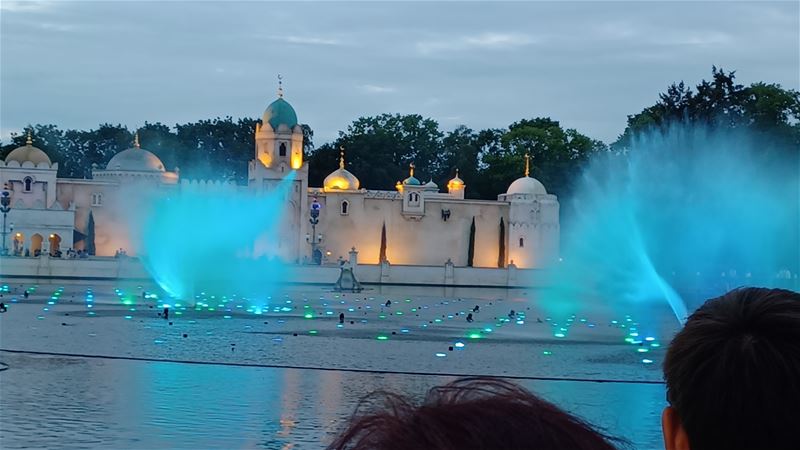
[30,234,43,256]
[49,233,62,256]
[13,232,24,255]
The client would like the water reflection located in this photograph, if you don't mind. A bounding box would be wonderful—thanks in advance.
[0,353,664,449]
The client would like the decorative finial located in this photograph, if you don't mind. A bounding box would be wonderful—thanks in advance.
[339,146,345,170]
[26,129,32,146]
[524,153,530,177]
[134,132,140,149]
[277,74,284,98]
[409,162,415,178]
[455,168,460,178]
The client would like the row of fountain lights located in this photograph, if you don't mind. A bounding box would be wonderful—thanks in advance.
[2,282,661,365]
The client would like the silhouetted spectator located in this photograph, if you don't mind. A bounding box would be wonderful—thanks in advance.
[663,287,800,450]
[328,378,620,450]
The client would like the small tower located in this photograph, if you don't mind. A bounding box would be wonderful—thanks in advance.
[399,163,425,219]
[498,154,560,268]
[254,75,304,172]
[447,169,466,199]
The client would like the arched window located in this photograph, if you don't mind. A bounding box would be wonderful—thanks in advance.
[279,142,287,157]
[23,177,33,192]
[91,193,103,206]
[340,200,349,215]
[408,192,420,204]
[519,237,524,248]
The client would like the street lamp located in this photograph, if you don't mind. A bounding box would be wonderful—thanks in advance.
[1,185,11,256]
[307,197,322,264]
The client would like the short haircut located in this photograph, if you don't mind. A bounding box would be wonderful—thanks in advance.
[663,287,800,450]
[327,377,620,450]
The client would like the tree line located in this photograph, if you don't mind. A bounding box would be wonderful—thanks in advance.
[2,68,797,201]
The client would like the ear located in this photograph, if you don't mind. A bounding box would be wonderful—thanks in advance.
[662,406,691,450]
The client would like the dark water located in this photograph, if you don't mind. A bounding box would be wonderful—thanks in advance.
[0,353,664,449]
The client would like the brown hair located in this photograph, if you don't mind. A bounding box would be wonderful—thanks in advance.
[328,377,621,450]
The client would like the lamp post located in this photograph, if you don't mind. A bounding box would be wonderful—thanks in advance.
[307,197,322,264]
[1,185,11,256]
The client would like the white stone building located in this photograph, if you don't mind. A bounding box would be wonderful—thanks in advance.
[0,93,559,269]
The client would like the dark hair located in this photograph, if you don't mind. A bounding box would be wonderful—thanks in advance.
[328,377,621,450]
[663,287,800,450]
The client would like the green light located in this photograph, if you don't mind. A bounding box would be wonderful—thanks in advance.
[637,348,649,353]
[543,351,552,355]
[378,314,387,319]
[304,313,313,319]
[468,333,482,339]
[376,335,388,341]
[309,330,318,335]
[554,333,566,338]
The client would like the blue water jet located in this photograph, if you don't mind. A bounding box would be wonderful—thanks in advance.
[137,172,297,304]
[539,125,798,329]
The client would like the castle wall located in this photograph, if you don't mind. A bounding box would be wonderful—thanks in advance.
[311,191,510,268]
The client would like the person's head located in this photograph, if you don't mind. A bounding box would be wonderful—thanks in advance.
[328,377,620,450]
[662,287,800,450]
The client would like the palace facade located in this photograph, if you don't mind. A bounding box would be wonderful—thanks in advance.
[0,92,559,269]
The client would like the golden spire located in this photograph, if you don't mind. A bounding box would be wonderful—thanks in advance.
[134,132,140,149]
[409,162,415,178]
[339,146,345,170]
[26,129,32,146]
[524,153,530,177]
[277,74,284,98]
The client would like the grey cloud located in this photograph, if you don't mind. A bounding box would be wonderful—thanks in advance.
[1,1,797,145]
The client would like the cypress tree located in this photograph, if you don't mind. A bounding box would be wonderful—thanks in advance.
[498,217,505,267]
[467,217,475,267]
[86,210,96,255]
[379,222,387,263]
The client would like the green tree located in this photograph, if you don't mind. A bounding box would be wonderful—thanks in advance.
[175,117,257,183]
[309,114,445,190]
[440,125,481,197]
[484,118,605,199]
[615,67,800,153]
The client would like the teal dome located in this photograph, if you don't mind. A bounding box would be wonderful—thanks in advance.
[403,176,421,186]
[263,97,298,130]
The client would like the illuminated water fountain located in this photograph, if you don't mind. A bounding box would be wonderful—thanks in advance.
[539,125,798,341]
[137,172,297,309]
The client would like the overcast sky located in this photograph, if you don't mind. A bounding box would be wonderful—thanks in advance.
[1,1,798,145]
